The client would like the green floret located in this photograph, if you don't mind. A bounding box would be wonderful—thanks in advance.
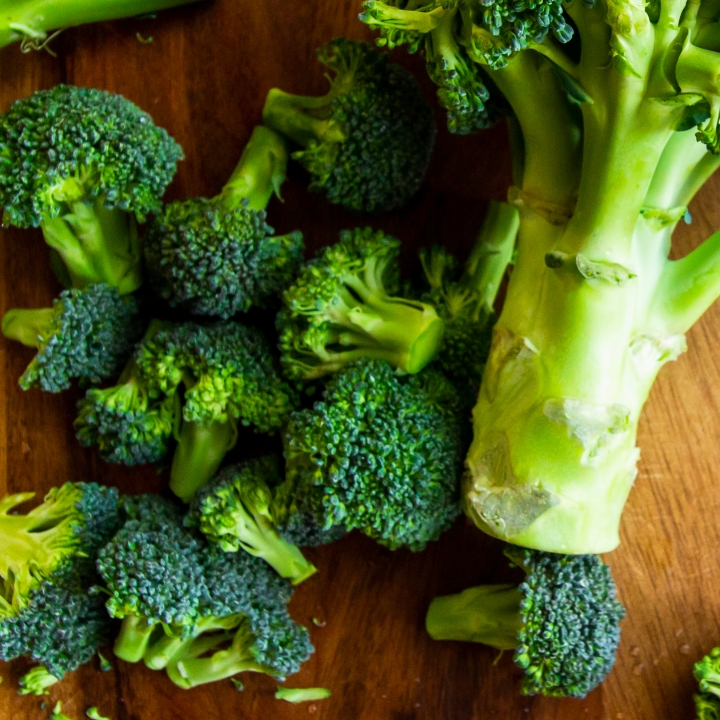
[75,322,177,466]
[0,85,182,293]
[0,483,121,679]
[696,693,720,720]
[281,358,463,551]
[96,494,206,664]
[695,648,720,717]
[145,126,304,319]
[2,283,142,393]
[188,457,317,585]
[262,37,435,213]
[426,547,625,698]
[278,227,444,381]
[18,665,59,696]
[137,321,297,502]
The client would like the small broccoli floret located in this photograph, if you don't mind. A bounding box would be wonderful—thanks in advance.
[426,547,625,698]
[137,321,297,501]
[262,37,435,212]
[0,85,182,294]
[188,457,317,585]
[281,359,463,551]
[2,283,142,393]
[696,693,720,720]
[51,701,74,720]
[18,665,59,696]
[695,648,720,717]
[278,227,444,380]
[75,322,177,466]
[145,126,304,319]
[0,483,121,678]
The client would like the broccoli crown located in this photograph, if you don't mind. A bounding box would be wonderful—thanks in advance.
[75,372,176,467]
[282,358,463,551]
[508,547,625,698]
[144,197,304,319]
[0,84,183,228]
[137,321,296,432]
[11,283,142,393]
[695,648,720,716]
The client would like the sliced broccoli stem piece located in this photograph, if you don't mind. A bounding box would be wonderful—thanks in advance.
[170,418,238,503]
[426,584,524,650]
[218,126,288,212]
[41,199,141,295]
[262,89,336,147]
[113,615,158,663]
[0,0,202,50]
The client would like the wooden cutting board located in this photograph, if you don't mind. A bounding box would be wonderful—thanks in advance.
[0,2,718,718]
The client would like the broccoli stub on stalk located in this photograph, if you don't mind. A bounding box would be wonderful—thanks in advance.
[262,37,435,213]
[694,648,720,718]
[281,358,463,551]
[137,321,297,501]
[278,227,444,380]
[144,126,304,319]
[426,548,625,698]
[0,483,121,680]
[188,456,317,585]
[2,283,142,393]
[0,85,182,294]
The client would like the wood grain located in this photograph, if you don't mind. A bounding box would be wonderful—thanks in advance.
[0,1,718,718]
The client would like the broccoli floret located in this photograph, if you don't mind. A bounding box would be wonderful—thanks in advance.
[18,665,59,696]
[696,694,720,720]
[75,322,177,466]
[188,457,317,585]
[2,283,142,393]
[426,547,625,697]
[145,126,304,319]
[0,85,182,294]
[281,358,463,551]
[694,648,720,718]
[136,321,296,501]
[262,37,435,212]
[278,227,444,380]
[0,483,121,679]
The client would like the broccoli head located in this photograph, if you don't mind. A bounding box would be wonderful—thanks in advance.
[188,456,317,585]
[694,648,720,718]
[145,126,304,318]
[281,358,463,551]
[2,283,142,393]
[426,547,625,697]
[262,37,435,212]
[278,227,444,380]
[0,85,183,293]
[0,483,121,679]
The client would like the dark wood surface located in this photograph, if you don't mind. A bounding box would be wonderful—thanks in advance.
[0,2,718,718]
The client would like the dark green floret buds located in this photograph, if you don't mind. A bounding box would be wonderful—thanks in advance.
[426,548,625,698]
[144,126,304,319]
[262,37,435,212]
[278,227,444,380]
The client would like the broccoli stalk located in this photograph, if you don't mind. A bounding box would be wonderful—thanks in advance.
[113,616,157,664]
[0,0,204,51]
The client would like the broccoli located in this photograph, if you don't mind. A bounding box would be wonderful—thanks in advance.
[144,125,304,319]
[0,1,206,52]
[0,483,121,680]
[262,37,435,213]
[426,547,625,697]
[75,321,177,466]
[281,358,463,551]
[694,648,720,718]
[2,283,142,393]
[136,321,296,501]
[18,665,59,696]
[278,227,444,380]
[361,0,720,555]
[188,456,317,585]
[0,85,182,294]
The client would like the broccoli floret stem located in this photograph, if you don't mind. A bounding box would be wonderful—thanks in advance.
[2,308,57,348]
[113,615,158,664]
[41,198,141,295]
[170,419,238,503]
[0,0,202,49]
[217,126,288,212]
[262,89,337,148]
[18,665,60,696]
[425,584,524,651]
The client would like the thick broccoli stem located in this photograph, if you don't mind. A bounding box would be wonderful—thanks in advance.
[113,615,157,663]
[262,89,338,147]
[426,584,524,650]
[217,126,288,212]
[41,198,141,294]
[170,419,237,503]
[2,308,56,349]
[0,0,201,49]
